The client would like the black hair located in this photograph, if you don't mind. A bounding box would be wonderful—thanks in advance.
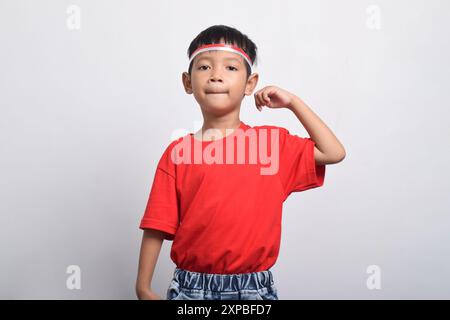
[187,25,258,79]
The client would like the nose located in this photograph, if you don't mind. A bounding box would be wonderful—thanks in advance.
[209,77,223,83]
[209,71,223,83]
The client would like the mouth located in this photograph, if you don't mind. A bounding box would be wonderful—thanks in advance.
[205,91,228,94]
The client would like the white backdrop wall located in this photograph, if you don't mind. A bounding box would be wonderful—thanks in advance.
[1,0,449,299]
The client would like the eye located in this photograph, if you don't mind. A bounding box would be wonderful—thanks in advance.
[228,66,238,71]
[198,65,209,70]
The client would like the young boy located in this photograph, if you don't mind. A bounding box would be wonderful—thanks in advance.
[135,25,346,300]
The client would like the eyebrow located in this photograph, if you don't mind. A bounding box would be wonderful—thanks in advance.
[196,57,242,64]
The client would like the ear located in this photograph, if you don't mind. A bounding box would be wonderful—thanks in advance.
[182,72,193,94]
[244,72,259,96]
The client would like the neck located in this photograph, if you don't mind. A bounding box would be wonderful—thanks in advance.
[195,111,242,141]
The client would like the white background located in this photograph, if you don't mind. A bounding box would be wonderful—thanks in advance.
[1,0,449,299]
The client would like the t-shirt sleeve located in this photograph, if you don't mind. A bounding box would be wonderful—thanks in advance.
[139,142,179,241]
[278,127,326,199]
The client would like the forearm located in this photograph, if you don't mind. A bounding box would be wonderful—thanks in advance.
[288,95,346,160]
[135,229,164,296]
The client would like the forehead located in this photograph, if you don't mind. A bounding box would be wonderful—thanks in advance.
[194,50,244,64]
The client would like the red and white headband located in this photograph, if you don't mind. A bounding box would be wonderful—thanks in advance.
[188,43,253,71]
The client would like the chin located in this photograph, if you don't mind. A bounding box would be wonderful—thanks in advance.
[202,103,235,114]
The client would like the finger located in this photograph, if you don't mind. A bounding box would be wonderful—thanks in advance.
[256,92,264,108]
[258,92,266,110]
[259,91,267,106]
[254,93,260,108]
[256,96,262,111]
[254,93,261,110]
[262,90,270,104]
[257,93,264,107]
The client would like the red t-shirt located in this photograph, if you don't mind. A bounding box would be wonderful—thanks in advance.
[139,120,326,274]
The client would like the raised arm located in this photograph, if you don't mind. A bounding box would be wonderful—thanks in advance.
[253,86,346,165]
[287,95,346,165]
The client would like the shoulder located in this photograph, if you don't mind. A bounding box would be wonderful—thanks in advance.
[156,135,189,171]
[249,123,286,131]
[251,123,312,150]
[159,132,193,154]
[246,123,289,135]
[247,123,293,141]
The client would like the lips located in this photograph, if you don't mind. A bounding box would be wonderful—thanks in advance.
[205,90,228,94]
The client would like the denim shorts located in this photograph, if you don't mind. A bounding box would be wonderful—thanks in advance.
[166,267,278,300]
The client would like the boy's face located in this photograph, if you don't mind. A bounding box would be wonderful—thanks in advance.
[182,42,259,116]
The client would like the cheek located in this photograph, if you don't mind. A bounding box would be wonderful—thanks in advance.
[231,74,248,90]
[232,81,248,95]
[190,74,200,84]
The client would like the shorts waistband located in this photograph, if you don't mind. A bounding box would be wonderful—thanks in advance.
[172,267,274,292]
